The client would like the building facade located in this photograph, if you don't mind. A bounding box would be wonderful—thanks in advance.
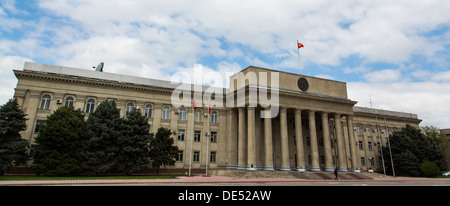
[12,62,421,173]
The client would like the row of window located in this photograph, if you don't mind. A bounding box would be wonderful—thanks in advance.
[177,130,217,143]
[355,125,397,136]
[176,150,217,163]
[39,95,219,123]
[306,155,375,167]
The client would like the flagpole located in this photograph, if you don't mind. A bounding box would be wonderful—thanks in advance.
[384,117,396,176]
[205,110,210,176]
[297,39,301,74]
[376,116,386,175]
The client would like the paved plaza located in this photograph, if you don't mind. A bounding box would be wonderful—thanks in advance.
[1,175,449,186]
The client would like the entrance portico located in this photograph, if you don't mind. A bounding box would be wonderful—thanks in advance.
[226,66,360,172]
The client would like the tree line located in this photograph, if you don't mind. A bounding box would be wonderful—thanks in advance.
[0,99,178,176]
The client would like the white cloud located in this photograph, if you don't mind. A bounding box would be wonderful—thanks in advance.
[363,69,402,82]
[348,81,450,128]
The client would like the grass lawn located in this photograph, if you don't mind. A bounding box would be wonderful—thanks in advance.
[0,174,185,181]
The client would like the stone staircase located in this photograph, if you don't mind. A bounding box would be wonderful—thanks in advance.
[210,169,373,180]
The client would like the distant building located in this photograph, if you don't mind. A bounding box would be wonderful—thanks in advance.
[12,62,421,173]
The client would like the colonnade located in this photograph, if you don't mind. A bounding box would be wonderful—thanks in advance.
[227,107,360,172]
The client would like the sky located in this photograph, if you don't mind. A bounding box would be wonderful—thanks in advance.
[1,0,449,128]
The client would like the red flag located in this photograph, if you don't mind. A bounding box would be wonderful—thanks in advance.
[376,122,379,132]
[208,102,211,114]
[193,98,197,111]
[298,42,304,49]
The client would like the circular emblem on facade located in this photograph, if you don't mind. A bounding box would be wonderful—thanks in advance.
[297,77,309,91]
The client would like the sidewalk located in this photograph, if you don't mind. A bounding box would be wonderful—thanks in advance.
[1,175,448,186]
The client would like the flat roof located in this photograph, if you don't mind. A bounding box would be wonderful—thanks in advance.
[353,106,418,119]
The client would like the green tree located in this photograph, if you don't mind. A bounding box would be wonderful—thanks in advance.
[115,110,152,175]
[32,106,85,176]
[421,125,449,169]
[149,127,178,175]
[82,100,121,176]
[0,99,29,176]
[382,124,445,177]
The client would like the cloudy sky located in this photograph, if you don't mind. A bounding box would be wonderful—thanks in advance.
[1,0,449,128]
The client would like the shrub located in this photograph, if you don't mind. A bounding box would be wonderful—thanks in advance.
[420,161,440,177]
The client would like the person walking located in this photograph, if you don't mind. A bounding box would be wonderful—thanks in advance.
[334,168,339,180]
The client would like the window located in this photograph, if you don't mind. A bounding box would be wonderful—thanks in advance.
[210,131,217,143]
[195,109,202,122]
[178,129,185,141]
[319,137,324,146]
[194,130,201,142]
[40,94,51,110]
[359,141,364,150]
[355,125,361,135]
[361,157,366,166]
[85,99,95,113]
[368,142,373,151]
[176,150,184,162]
[320,155,325,164]
[366,125,371,136]
[126,102,134,116]
[306,137,310,146]
[162,106,170,119]
[210,151,216,163]
[369,158,375,166]
[145,104,152,118]
[211,111,217,123]
[64,96,74,107]
[179,108,186,121]
[34,120,46,133]
[193,151,200,162]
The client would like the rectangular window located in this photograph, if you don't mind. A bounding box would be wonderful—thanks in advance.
[368,142,373,151]
[319,137,324,147]
[176,150,183,162]
[34,120,46,133]
[359,141,364,150]
[370,158,375,166]
[194,130,201,142]
[366,125,371,136]
[210,151,216,163]
[361,157,366,166]
[193,151,200,162]
[210,131,217,143]
[306,137,310,146]
[320,155,325,164]
[178,129,185,141]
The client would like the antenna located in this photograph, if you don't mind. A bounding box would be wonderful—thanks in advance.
[93,62,104,72]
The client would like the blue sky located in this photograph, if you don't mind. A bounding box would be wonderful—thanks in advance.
[1,0,450,127]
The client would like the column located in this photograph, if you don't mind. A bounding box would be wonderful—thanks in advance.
[347,115,359,172]
[309,110,320,171]
[295,109,306,172]
[322,112,333,172]
[264,108,274,170]
[334,114,348,172]
[226,109,237,169]
[237,107,246,169]
[247,107,256,170]
[280,107,290,171]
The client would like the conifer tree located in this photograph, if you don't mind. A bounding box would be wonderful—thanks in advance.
[115,110,152,175]
[149,127,178,175]
[82,100,121,176]
[31,106,85,176]
[0,99,29,176]
[381,124,445,177]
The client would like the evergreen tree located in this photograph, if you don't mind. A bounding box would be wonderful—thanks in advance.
[31,106,85,176]
[82,100,121,175]
[0,99,29,176]
[115,110,151,175]
[149,127,178,175]
[381,124,445,177]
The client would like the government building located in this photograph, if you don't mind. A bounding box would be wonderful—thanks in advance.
[12,62,421,173]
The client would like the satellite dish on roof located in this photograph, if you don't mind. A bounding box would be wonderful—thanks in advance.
[93,62,104,72]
